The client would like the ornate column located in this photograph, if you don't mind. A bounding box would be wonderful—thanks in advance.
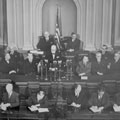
[85,0,96,51]
[23,0,33,50]
[7,0,17,48]
[14,0,24,49]
[114,0,120,46]
[93,0,103,49]
[102,0,112,46]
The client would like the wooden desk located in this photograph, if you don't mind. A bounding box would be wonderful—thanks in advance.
[1,110,120,120]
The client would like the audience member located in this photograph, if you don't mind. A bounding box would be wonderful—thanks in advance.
[91,52,108,76]
[26,88,48,110]
[67,32,80,52]
[0,83,19,111]
[89,84,110,113]
[37,31,54,52]
[0,52,17,74]
[19,52,36,75]
[67,84,88,112]
[76,55,91,77]
[100,45,114,62]
[102,51,120,80]
[108,52,120,75]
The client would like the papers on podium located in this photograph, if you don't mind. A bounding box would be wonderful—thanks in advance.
[113,104,120,112]
[90,106,101,113]
[28,106,49,113]
[30,50,44,55]
[81,76,88,80]
[38,108,49,113]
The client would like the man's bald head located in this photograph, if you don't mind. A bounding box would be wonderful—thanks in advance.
[6,83,13,94]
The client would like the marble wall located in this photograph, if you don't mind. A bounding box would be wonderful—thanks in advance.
[0,0,120,50]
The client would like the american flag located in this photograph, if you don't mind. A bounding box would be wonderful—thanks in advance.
[55,5,62,50]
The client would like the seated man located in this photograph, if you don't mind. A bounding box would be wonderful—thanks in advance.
[106,51,120,79]
[91,51,108,76]
[100,45,114,62]
[44,44,65,68]
[0,83,19,111]
[37,31,54,52]
[26,88,48,112]
[9,47,21,68]
[67,84,88,112]
[67,32,80,52]
[0,52,17,74]
[19,52,37,75]
[89,84,110,113]
[76,55,91,78]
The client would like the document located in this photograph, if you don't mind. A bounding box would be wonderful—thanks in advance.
[113,104,120,112]
[90,106,101,113]
[38,108,49,113]
[28,106,49,113]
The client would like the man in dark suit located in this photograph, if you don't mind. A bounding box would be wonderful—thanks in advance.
[67,32,80,52]
[9,47,21,70]
[0,53,17,74]
[44,44,65,68]
[26,88,48,108]
[91,52,108,76]
[89,84,110,113]
[45,45,61,63]
[67,84,88,112]
[20,52,37,75]
[0,83,19,111]
[106,52,120,79]
[37,31,54,52]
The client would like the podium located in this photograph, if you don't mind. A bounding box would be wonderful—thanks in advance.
[65,54,74,81]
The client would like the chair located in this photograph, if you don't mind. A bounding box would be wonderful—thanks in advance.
[103,80,117,101]
[26,82,40,96]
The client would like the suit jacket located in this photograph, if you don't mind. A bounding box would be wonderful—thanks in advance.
[109,59,120,74]
[67,38,80,51]
[37,36,54,52]
[76,61,91,75]
[67,89,88,107]
[22,59,36,75]
[91,59,108,75]
[44,51,66,68]
[2,91,19,108]
[10,51,21,70]
[27,94,48,108]
[45,52,61,63]
[0,59,16,74]
[89,92,110,109]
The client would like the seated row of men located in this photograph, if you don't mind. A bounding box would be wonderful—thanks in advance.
[0,44,120,80]
[37,31,81,52]
[0,44,66,75]
[76,51,120,80]
[1,83,120,113]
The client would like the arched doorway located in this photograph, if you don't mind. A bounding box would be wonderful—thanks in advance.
[42,0,77,36]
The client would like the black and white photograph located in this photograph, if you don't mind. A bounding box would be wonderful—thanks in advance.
[0,0,120,119]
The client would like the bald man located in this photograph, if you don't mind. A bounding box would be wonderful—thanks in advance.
[0,83,19,111]
[37,31,54,52]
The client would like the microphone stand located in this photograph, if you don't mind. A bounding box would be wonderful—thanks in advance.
[40,60,44,80]
[58,60,62,81]
[66,59,69,81]
[53,61,57,82]
[45,63,48,81]
[49,63,52,82]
